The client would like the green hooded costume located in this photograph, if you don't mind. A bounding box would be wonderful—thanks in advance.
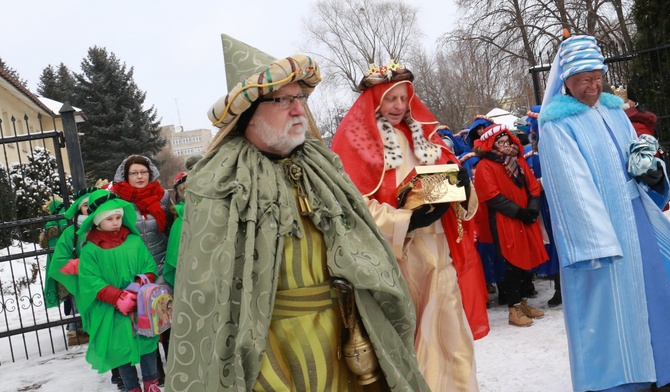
[43,198,68,240]
[42,198,69,305]
[44,187,98,307]
[162,201,184,288]
[76,190,159,373]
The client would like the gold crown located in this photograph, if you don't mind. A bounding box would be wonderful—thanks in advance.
[613,85,628,101]
[365,59,403,76]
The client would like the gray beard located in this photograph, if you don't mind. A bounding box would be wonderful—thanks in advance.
[254,116,308,155]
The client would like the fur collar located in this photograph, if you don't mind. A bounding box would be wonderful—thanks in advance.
[377,112,440,170]
[540,92,623,125]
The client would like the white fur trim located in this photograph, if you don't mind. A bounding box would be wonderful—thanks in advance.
[377,113,440,169]
[406,114,440,165]
[377,113,403,170]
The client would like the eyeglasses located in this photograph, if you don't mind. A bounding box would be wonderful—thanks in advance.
[128,170,150,177]
[495,139,511,147]
[258,94,309,109]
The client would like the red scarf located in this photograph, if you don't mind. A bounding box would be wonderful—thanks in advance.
[112,181,167,232]
[86,226,131,249]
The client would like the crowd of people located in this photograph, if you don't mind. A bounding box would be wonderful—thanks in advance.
[43,155,200,391]
[41,32,670,392]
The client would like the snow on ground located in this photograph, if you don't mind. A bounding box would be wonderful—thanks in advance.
[2,241,571,391]
[475,278,572,392]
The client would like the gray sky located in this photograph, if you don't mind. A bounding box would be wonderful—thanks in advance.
[1,0,458,133]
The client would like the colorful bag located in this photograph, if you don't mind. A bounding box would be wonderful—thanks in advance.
[132,275,172,337]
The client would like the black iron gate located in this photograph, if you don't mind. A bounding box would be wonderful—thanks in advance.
[0,108,85,365]
[530,42,670,146]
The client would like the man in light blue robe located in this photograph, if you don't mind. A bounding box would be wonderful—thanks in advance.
[538,35,670,392]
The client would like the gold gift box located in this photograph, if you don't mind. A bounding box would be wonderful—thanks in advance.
[397,164,466,210]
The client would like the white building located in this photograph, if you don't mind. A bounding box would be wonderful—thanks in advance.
[160,125,213,157]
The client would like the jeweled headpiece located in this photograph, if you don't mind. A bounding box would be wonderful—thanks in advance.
[613,85,628,101]
[358,59,414,91]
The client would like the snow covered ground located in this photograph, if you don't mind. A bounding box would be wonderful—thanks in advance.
[1,241,571,391]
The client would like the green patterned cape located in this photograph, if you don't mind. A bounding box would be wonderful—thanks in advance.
[166,135,429,391]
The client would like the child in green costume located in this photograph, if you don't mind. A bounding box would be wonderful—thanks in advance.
[42,196,69,306]
[162,172,187,288]
[72,190,161,392]
[45,187,98,346]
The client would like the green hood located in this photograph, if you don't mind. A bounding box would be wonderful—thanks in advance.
[77,190,139,236]
[64,186,99,220]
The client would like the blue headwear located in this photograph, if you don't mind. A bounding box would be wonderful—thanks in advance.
[527,105,541,134]
[466,117,494,148]
[459,154,480,179]
[542,35,608,108]
[559,35,608,81]
[515,116,530,135]
[438,126,468,155]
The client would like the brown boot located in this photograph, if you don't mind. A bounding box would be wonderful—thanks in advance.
[509,304,533,327]
[76,328,90,344]
[67,331,79,346]
[520,298,545,319]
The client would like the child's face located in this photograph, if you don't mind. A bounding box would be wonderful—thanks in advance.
[98,213,122,232]
[80,201,89,216]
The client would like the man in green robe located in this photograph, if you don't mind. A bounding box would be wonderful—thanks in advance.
[165,34,429,392]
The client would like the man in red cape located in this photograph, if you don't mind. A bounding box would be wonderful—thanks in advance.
[331,62,489,392]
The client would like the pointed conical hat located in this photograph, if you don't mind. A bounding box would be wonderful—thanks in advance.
[207,34,321,148]
[221,33,277,92]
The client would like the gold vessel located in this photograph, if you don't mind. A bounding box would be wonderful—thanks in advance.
[397,163,465,210]
[333,279,382,385]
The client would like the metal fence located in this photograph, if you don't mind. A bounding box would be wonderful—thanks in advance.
[0,108,84,364]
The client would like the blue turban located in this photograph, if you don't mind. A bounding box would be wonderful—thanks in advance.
[467,117,494,148]
[527,105,541,134]
[515,116,530,135]
[559,35,608,81]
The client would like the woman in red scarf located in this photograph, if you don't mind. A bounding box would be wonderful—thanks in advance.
[331,63,489,392]
[473,124,548,327]
[111,155,170,385]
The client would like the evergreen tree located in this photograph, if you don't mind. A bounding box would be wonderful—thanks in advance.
[75,46,165,182]
[0,164,16,247]
[37,63,77,103]
[630,0,670,142]
[0,57,28,87]
[8,147,72,242]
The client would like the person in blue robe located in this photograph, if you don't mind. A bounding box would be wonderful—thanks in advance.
[538,35,670,392]
[525,106,561,306]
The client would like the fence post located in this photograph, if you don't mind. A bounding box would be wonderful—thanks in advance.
[59,101,86,190]
[531,69,542,105]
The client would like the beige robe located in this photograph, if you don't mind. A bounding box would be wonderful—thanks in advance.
[365,129,480,392]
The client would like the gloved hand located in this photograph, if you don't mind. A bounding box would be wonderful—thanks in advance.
[447,161,471,188]
[408,203,449,232]
[60,258,79,275]
[456,166,471,189]
[637,163,664,187]
[516,208,539,224]
[115,291,137,315]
